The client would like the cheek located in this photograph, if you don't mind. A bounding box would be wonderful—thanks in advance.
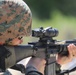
[12,39,23,45]
[16,40,23,44]
[0,42,4,45]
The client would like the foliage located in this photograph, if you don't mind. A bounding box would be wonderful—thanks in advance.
[24,0,76,19]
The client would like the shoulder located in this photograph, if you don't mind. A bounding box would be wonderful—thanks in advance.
[25,65,43,75]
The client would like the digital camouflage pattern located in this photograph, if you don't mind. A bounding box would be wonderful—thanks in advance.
[0,0,32,44]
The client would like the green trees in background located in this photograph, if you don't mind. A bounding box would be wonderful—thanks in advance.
[56,0,76,16]
[24,0,76,19]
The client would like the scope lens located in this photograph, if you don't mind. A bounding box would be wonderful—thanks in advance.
[32,29,43,37]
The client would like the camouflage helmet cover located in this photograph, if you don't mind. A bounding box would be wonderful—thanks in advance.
[0,0,32,44]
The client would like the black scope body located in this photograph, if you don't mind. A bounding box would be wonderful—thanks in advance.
[32,27,59,38]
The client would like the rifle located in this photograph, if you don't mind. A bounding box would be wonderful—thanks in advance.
[0,27,76,75]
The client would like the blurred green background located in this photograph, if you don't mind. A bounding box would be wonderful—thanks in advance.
[22,0,76,44]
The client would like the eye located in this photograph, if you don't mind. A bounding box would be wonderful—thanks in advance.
[18,37,23,40]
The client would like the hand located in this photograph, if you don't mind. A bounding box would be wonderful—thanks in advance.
[26,57,46,75]
[56,44,76,65]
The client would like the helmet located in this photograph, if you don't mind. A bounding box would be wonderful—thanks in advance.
[0,0,32,44]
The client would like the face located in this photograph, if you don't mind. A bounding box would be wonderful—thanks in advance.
[0,37,23,45]
[10,37,23,45]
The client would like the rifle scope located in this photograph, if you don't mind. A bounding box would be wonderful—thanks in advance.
[32,27,59,38]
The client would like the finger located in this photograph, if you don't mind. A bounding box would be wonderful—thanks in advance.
[67,44,73,58]
[71,44,76,57]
